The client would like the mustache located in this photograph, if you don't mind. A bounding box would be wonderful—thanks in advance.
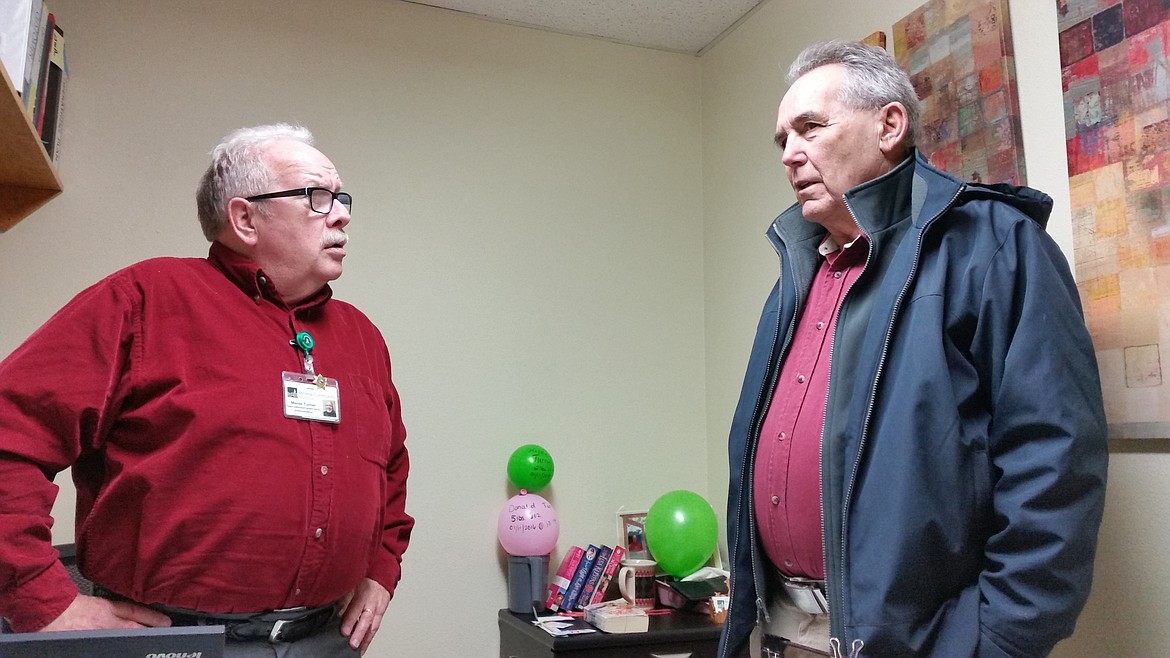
[322,230,349,248]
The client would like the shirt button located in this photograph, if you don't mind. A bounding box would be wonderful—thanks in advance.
[258,275,268,285]
[295,588,302,595]
[315,528,324,539]
[816,321,825,330]
[834,271,842,279]
[771,495,780,505]
[784,560,793,568]
[778,432,786,441]
[320,465,328,475]
[796,374,806,384]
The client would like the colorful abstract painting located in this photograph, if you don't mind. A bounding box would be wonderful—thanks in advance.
[893,0,1026,185]
[1059,0,1170,439]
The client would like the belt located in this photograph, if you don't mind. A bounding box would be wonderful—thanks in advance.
[777,573,829,616]
[762,634,831,657]
[160,603,337,643]
[95,585,336,643]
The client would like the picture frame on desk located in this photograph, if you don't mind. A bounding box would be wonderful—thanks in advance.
[615,507,649,559]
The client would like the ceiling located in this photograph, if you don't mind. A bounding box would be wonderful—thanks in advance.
[401,0,769,56]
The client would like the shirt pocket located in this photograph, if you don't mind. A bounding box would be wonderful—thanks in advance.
[344,374,392,469]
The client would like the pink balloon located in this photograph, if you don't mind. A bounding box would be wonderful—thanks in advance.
[498,492,559,556]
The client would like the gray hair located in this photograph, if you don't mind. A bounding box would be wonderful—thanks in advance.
[195,123,315,241]
[787,40,921,150]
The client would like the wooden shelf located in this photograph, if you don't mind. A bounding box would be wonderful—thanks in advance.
[0,62,62,232]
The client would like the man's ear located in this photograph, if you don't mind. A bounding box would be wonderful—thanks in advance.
[225,197,260,247]
[877,102,909,155]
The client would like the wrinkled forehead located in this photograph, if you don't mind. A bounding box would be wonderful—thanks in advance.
[777,64,848,127]
[265,139,342,187]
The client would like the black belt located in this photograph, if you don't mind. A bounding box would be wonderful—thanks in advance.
[160,603,337,643]
[95,585,336,643]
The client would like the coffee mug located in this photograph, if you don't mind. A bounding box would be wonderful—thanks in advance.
[617,558,657,609]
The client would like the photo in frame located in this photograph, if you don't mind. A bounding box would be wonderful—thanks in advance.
[615,507,650,559]
[616,506,725,570]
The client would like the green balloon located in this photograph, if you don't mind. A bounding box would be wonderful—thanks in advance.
[507,444,554,492]
[645,490,718,578]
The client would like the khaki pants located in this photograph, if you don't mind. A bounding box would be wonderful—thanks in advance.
[750,588,831,657]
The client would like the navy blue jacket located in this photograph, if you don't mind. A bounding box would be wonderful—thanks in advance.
[718,153,1107,657]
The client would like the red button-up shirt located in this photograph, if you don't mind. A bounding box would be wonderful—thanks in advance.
[753,235,866,579]
[0,242,414,631]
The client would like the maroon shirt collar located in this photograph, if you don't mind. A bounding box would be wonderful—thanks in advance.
[207,241,333,311]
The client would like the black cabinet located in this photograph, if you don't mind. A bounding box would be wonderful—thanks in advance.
[498,608,727,658]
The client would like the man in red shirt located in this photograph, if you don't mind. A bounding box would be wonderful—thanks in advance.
[0,124,414,656]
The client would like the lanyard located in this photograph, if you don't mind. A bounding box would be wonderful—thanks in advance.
[293,331,316,375]
[293,331,329,388]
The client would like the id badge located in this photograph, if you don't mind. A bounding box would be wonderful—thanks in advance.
[282,371,341,423]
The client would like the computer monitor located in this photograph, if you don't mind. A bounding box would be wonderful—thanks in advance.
[0,624,225,658]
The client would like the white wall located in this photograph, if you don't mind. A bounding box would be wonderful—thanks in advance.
[0,1,705,655]
[700,1,1170,656]
[5,0,1168,655]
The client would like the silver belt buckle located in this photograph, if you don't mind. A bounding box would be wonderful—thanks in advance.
[782,576,829,615]
[268,619,289,643]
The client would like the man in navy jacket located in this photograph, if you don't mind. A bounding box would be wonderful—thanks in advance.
[718,40,1107,658]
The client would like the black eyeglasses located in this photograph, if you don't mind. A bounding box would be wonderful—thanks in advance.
[245,187,352,214]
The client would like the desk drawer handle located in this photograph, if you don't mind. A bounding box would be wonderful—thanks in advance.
[650,653,692,658]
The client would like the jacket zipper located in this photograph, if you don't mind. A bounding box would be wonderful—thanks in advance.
[721,228,802,658]
[818,219,872,619]
[831,185,964,644]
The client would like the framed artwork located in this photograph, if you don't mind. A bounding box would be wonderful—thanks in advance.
[893,0,1027,185]
[865,31,888,49]
[1058,0,1170,439]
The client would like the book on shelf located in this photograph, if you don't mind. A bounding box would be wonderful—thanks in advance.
[573,544,612,611]
[588,544,625,606]
[560,544,600,612]
[544,545,584,612]
[0,0,40,97]
[29,8,52,126]
[21,1,47,115]
[38,20,63,158]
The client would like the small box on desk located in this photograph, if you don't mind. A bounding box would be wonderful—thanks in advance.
[583,601,648,633]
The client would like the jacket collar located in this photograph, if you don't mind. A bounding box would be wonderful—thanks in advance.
[766,149,1053,252]
[767,151,921,253]
[844,150,919,238]
[851,149,1053,233]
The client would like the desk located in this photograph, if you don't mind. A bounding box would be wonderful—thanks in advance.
[499,608,730,658]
